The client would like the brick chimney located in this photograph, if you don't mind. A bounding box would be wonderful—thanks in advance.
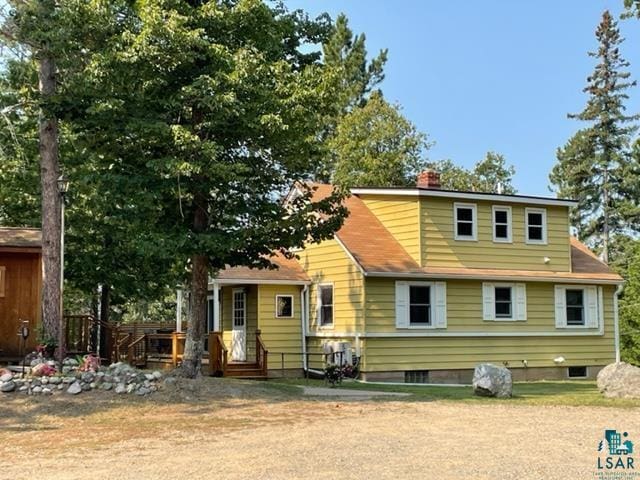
[416,169,441,189]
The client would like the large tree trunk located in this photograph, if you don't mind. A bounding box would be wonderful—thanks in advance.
[38,54,63,356]
[602,166,610,264]
[181,190,209,378]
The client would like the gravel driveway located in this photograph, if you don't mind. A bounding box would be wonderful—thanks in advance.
[1,380,639,480]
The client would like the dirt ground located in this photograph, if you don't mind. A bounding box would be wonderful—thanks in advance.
[1,377,639,480]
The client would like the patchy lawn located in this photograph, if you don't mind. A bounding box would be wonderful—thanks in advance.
[1,376,639,480]
[272,378,640,407]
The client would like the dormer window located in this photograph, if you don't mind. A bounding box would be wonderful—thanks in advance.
[525,208,547,244]
[454,203,477,241]
[492,206,512,243]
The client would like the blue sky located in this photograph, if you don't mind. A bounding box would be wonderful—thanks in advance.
[286,1,640,196]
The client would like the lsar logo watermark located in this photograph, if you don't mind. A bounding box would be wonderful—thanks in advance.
[595,429,639,479]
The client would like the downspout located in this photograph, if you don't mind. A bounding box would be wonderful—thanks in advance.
[614,284,624,363]
[301,285,308,371]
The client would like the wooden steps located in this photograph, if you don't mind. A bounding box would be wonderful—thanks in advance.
[224,362,267,379]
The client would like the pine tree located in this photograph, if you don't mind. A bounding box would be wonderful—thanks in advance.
[550,10,640,262]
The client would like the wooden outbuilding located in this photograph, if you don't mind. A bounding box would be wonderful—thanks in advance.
[0,227,42,361]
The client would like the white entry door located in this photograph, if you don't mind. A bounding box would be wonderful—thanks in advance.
[231,289,247,361]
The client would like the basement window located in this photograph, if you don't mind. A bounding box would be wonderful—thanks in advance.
[567,366,588,378]
[405,370,429,384]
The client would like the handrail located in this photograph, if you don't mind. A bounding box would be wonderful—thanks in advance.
[208,332,228,376]
[127,334,147,365]
[255,329,268,377]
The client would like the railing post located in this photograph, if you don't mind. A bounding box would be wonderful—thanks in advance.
[172,332,178,367]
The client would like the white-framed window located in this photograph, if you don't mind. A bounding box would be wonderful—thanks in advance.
[554,285,600,328]
[275,294,294,318]
[492,205,512,243]
[482,283,527,321]
[409,284,432,326]
[317,284,334,327]
[525,207,547,244]
[454,202,477,241]
[395,281,447,329]
[232,289,246,328]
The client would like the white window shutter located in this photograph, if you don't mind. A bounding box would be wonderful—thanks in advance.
[482,283,495,321]
[554,286,566,328]
[395,282,409,329]
[585,286,599,328]
[434,282,447,328]
[515,284,527,321]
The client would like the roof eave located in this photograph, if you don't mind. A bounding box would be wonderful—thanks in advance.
[362,270,624,285]
[351,188,578,208]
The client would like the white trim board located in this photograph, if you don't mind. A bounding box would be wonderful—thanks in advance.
[361,270,623,285]
[211,279,310,286]
[307,329,604,338]
[351,188,578,207]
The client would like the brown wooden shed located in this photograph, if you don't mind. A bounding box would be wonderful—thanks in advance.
[0,227,42,360]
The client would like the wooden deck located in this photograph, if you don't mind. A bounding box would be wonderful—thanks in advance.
[64,315,268,379]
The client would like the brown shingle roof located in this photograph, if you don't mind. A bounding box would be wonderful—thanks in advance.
[216,251,309,283]
[0,227,41,249]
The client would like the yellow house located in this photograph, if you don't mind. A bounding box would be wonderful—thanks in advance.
[211,172,623,383]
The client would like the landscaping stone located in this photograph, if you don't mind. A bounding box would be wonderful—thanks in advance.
[115,384,127,394]
[67,382,82,395]
[1,381,16,393]
[32,386,42,394]
[597,362,640,398]
[0,372,13,382]
[472,363,512,398]
[101,382,113,391]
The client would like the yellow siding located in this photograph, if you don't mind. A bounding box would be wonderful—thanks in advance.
[257,284,303,369]
[221,285,258,360]
[361,196,421,263]
[362,279,616,371]
[297,238,364,332]
[420,197,571,271]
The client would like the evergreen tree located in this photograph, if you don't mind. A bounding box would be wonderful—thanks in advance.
[323,13,387,111]
[550,10,640,262]
[317,13,388,181]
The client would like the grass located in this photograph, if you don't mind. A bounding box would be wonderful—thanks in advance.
[270,377,640,408]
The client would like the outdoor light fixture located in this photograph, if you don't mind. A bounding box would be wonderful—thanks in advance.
[543,256,551,264]
[554,356,565,364]
[57,174,69,195]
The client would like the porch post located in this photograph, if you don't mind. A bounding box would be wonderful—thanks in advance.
[213,281,220,332]
[176,286,183,333]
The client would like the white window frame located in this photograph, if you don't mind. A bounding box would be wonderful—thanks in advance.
[407,282,434,328]
[454,202,478,241]
[492,205,512,243]
[396,281,447,330]
[525,207,547,245]
[554,285,600,329]
[275,294,294,318]
[483,282,527,322]
[317,283,334,329]
[232,288,247,328]
[493,284,514,320]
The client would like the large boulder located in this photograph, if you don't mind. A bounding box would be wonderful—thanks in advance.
[473,363,512,398]
[597,362,640,398]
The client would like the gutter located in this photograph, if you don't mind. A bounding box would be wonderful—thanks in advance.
[614,283,624,363]
[301,285,309,371]
[362,270,624,285]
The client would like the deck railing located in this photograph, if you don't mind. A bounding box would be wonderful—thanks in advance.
[255,329,268,378]
[208,332,228,376]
